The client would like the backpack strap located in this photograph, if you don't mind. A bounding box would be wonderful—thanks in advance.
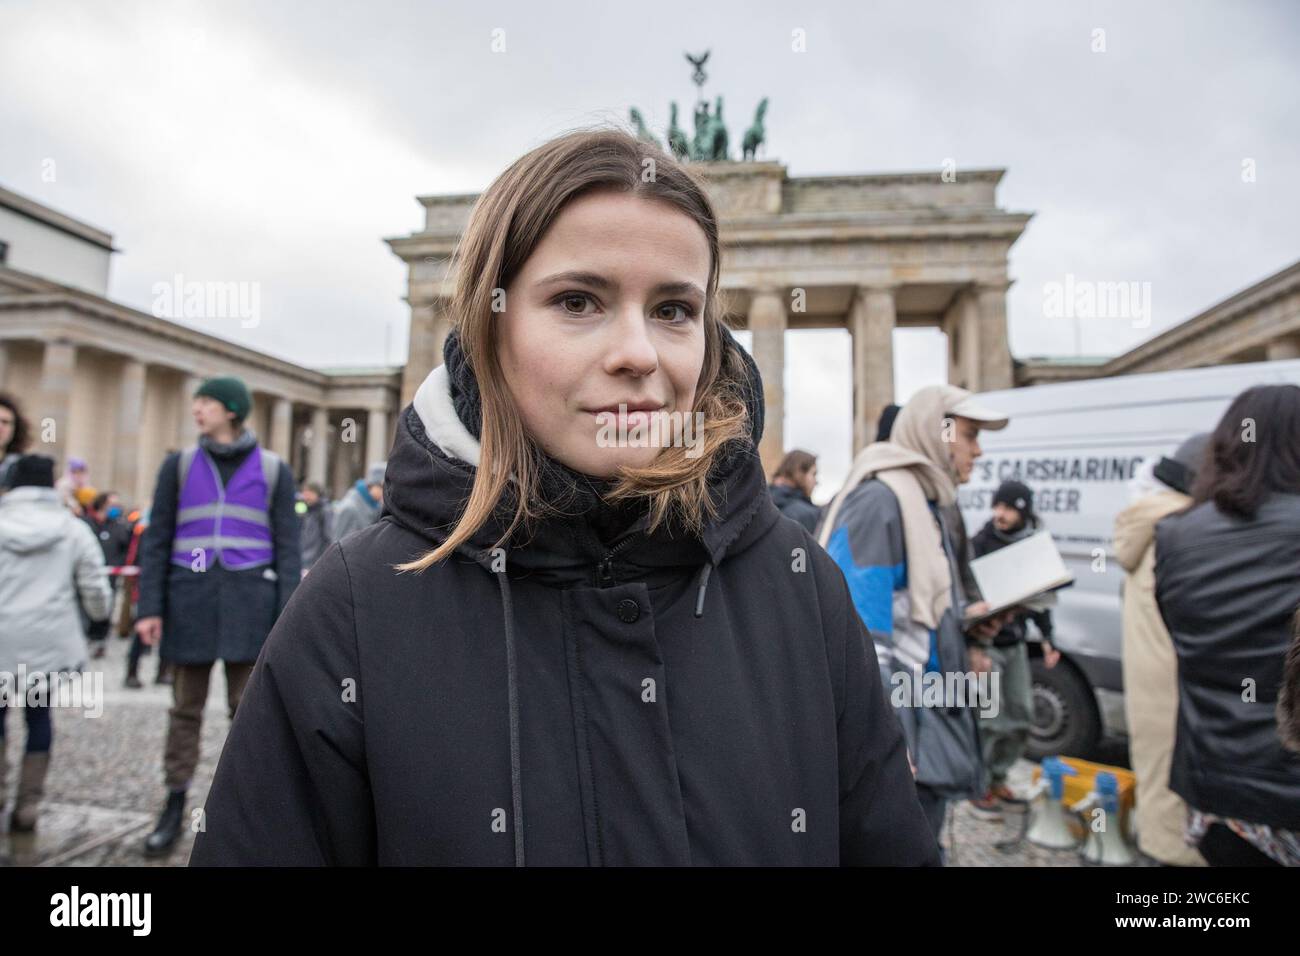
[176,447,198,496]
[259,449,281,510]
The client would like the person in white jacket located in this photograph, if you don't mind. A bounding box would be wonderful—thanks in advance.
[0,455,112,832]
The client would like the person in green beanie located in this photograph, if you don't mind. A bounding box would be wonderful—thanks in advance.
[134,374,300,857]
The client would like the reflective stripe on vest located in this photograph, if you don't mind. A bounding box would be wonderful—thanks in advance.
[170,445,278,570]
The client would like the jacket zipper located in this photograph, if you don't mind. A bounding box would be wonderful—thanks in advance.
[596,533,641,588]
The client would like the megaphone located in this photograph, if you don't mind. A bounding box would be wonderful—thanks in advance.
[1027,756,1079,850]
[1072,771,1136,865]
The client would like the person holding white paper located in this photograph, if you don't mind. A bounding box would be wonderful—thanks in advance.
[968,480,1058,819]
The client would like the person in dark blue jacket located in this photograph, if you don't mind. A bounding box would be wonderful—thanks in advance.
[768,449,822,533]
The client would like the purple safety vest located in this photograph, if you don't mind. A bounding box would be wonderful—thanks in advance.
[170,445,277,570]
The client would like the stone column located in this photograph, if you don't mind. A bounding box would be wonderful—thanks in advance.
[176,374,202,450]
[114,359,147,503]
[37,340,77,470]
[269,397,294,459]
[975,280,1014,392]
[748,288,787,475]
[849,284,897,454]
[0,339,11,385]
[956,292,981,391]
[366,407,391,466]
[308,406,330,486]
[401,296,451,408]
[1266,335,1300,361]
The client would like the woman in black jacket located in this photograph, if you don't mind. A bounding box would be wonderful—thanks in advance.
[1155,384,1300,866]
[189,128,938,867]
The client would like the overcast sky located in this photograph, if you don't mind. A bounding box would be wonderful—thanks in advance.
[3,0,1297,498]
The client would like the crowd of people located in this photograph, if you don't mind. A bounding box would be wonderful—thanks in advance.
[0,383,388,847]
[770,383,1300,867]
[0,128,1297,866]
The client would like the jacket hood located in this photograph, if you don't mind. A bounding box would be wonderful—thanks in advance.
[1113,489,1190,573]
[0,487,73,554]
[769,482,811,508]
[384,330,779,592]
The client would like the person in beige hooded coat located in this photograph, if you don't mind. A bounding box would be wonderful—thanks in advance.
[1114,433,1209,867]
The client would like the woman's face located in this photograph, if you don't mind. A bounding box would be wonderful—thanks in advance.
[496,190,711,477]
[0,405,14,451]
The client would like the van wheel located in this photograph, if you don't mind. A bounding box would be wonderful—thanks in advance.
[1026,657,1101,760]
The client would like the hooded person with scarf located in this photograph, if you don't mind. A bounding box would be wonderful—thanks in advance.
[818,384,1009,844]
[1114,433,1210,867]
[188,129,938,867]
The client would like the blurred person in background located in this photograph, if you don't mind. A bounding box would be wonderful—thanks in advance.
[1114,432,1210,866]
[0,455,112,832]
[297,481,334,572]
[56,456,92,515]
[1156,385,1300,867]
[768,449,821,533]
[82,491,135,661]
[0,391,32,491]
[968,479,1057,820]
[331,461,385,542]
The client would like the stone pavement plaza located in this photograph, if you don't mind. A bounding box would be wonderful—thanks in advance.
[1,634,1112,867]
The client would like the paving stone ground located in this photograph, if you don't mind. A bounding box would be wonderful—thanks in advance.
[2,634,1135,867]
[1,634,228,866]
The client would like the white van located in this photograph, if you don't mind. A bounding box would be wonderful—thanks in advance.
[958,358,1300,758]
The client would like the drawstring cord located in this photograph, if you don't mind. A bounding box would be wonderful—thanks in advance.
[694,561,714,618]
[495,570,526,867]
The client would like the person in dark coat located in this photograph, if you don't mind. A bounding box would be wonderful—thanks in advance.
[80,490,134,659]
[1155,384,1300,867]
[768,449,822,533]
[967,480,1057,818]
[297,481,334,571]
[135,375,299,857]
[189,129,938,867]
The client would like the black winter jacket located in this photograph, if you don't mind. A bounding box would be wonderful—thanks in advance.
[1155,493,1300,830]
[190,348,939,867]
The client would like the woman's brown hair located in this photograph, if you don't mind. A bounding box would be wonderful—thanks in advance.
[1190,384,1300,520]
[398,127,752,572]
[0,391,32,457]
[773,449,817,484]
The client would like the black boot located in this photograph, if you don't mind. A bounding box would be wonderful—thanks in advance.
[124,655,142,689]
[143,789,186,857]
